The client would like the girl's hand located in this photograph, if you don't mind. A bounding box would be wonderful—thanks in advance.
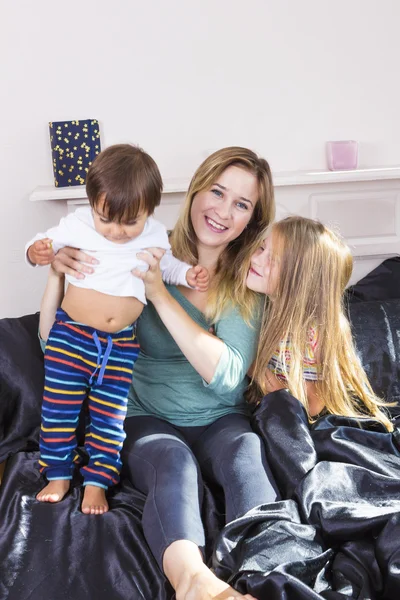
[132,247,167,302]
[264,368,287,394]
[52,247,99,280]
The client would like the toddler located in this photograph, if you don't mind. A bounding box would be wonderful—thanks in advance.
[26,144,209,514]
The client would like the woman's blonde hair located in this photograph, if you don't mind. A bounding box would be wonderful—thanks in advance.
[170,147,275,322]
[249,216,393,431]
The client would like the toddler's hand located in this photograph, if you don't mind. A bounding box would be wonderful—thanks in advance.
[27,238,56,266]
[186,265,210,292]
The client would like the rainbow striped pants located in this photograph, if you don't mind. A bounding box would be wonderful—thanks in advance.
[39,308,139,489]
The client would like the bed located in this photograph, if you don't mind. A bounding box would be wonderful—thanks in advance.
[0,256,400,600]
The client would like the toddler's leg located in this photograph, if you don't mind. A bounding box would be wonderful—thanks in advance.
[37,320,87,503]
[81,328,139,514]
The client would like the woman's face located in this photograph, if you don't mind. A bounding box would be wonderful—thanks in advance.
[190,165,258,252]
[246,234,281,296]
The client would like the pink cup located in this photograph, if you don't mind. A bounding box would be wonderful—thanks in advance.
[326,141,358,171]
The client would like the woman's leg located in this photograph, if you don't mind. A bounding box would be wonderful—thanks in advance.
[122,416,255,600]
[193,413,280,522]
[122,416,206,566]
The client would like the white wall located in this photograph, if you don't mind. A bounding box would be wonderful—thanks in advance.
[1,0,400,317]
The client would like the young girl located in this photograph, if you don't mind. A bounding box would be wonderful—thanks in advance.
[246,216,393,431]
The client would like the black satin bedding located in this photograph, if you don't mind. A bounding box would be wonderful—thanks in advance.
[0,257,399,599]
[214,392,400,599]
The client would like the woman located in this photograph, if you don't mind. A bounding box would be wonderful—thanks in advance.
[47,147,277,600]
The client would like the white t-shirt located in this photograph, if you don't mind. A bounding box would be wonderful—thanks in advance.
[25,207,192,305]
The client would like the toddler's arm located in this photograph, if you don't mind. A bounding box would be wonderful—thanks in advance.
[141,218,197,289]
[25,212,82,266]
[159,250,193,288]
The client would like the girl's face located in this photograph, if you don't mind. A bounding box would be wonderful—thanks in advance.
[247,234,281,296]
[190,165,258,253]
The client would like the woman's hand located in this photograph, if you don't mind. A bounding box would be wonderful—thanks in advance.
[52,247,99,280]
[132,247,167,302]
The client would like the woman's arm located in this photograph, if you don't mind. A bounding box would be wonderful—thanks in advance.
[150,288,224,383]
[39,267,65,341]
[134,249,255,386]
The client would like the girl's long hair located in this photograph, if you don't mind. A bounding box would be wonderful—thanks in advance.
[170,147,275,322]
[249,216,393,431]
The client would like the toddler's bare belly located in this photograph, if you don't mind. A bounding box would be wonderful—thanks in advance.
[61,285,144,333]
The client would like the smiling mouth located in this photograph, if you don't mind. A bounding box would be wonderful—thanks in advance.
[205,216,228,232]
[249,267,262,277]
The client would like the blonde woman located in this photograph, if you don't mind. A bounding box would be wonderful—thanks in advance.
[47,147,277,600]
[246,216,393,431]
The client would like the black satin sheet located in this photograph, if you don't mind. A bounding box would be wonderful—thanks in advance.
[0,276,400,599]
[213,391,400,599]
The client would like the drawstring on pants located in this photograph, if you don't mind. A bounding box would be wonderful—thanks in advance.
[89,331,113,386]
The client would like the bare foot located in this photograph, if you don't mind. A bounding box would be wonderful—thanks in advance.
[36,479,70,503]
[177,565,256,600]
[81,485,109,515]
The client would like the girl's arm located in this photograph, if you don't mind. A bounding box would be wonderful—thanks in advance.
[39,267,65,341]
[305,382,325,417]
[134,249,255,386]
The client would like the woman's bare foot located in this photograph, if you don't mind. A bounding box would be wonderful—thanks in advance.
[178,565,256,600]
[36,479,70,503]
[81,485,109,515]
[164,540,256,600]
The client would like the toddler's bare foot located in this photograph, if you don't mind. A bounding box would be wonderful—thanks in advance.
[177,565,256,600]
[81,485,109,515]
[36,479,70,503]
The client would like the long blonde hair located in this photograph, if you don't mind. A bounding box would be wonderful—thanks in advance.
[170,147,275,322]
[249,216,393,431]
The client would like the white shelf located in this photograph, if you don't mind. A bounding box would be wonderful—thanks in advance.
[29,167,400,203]
[273,166,400,186]
[29,178,189,202]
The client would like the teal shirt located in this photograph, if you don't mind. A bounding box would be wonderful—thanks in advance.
[126,285,262,426]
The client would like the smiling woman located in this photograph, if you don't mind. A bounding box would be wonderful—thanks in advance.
[120,147,277,600]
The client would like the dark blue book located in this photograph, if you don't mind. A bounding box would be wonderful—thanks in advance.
[49,119,101,187]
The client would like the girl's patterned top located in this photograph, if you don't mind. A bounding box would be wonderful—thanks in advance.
[268,326,321,382]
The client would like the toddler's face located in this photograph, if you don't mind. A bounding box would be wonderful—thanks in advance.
[92,200,148,244]
[246,234,281,296]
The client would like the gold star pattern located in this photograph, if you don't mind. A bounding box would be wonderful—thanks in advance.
[50,119,100,187]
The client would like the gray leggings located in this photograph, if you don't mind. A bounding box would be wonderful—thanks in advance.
[122,412,279,567]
